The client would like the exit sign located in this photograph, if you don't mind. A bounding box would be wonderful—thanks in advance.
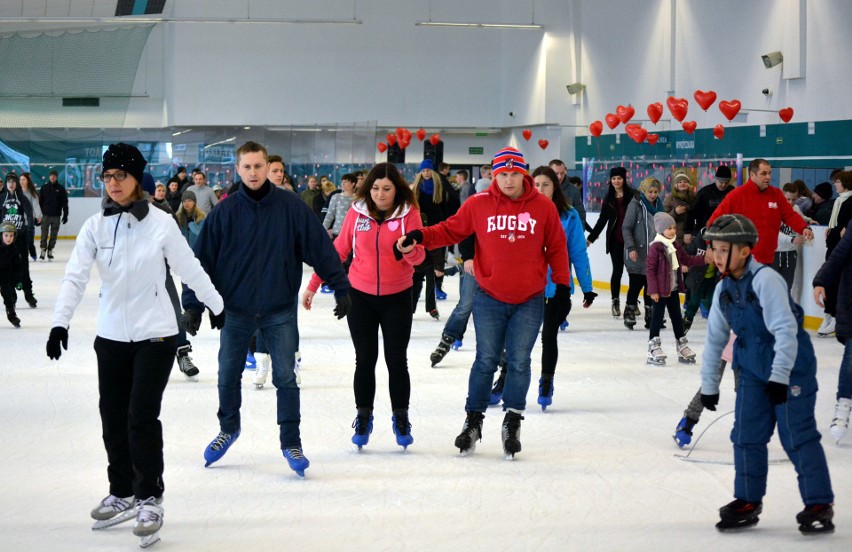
[469,147,484,155]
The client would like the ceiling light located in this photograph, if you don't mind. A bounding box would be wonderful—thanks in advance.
[415,21,542,29]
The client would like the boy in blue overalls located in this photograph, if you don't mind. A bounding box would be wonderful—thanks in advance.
[699,214,835,534]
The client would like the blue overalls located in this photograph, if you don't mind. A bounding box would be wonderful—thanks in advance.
[718,266,834,505]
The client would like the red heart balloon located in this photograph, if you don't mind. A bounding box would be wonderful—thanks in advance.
[624,123,640,137]
[631,127,648,143]
[647,102,663,124]
[646,134,659,145]
[416,128,427,141]
[522,129,532,141]
[779,107,794,123]
[682,121,697,134]
[429,134,441,146]
[693,90,717,111]
[538,139,549,150]
[589,120,603,137]
[402,128,412,139]
[666,96,689,122]
[605,113,620,129]
[399,138,410,149]
[377,142,388,153]
[386,133,397,146]
[616,105,635,124]
[396,127,405,140]
[719,100,742,121]
[713,124,725,139]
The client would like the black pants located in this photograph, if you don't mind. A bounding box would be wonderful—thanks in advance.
[95,335,176,499]
[541,295,572,377]
[13,234,32,294]
[625,273,648,307]
[609,245,625,300]
[40,216,60,251]
[1,281,15,309]
[411,271,437,313]
[649,293,686,339]
[772,250,798,293]
[347,288,413,411]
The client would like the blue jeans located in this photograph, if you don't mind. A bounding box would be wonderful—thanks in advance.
[442,271,477,341]
[466,288,544,412]
[217,307,301,447]
[838,338,852,400]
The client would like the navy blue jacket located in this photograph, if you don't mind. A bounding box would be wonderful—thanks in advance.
[183,181,350,316]
[813,218,852,339]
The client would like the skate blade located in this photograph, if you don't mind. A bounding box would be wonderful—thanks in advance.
[799,521,835,535]
[92,510,136,530]
[504,454,515,461]
[139,532,161,548]
[291,470,306,478]
[678,358,696,364]
[716,518,759,532]
[254,383,264,390]
[646,359,666,365]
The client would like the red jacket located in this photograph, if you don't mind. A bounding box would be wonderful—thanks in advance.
[308,200,425,296]
[645,241,707,297]
[707,179,808,264]
[419,175,570,304]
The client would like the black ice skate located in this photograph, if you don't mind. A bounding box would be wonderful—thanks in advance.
[454,411,484,456]
[797,504,834,535]
[47,249,54,261]
[611,298,621,318]
[429,308,440,320]
[430,334,453,367]
[623,304,637,330]
[24,291,37,308]
[501,410,524,460]
[716,499,762,531]
[176,345,199,380]
[6,309,20,328]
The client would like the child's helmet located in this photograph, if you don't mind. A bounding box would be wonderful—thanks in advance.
[703,214,758,246]
[0,221,16,234]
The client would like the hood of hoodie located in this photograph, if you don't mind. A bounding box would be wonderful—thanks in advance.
[351,198,413,221]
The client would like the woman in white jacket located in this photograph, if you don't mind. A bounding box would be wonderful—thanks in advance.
[45,143,224,545]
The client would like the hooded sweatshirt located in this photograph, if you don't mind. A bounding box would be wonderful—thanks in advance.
[418,174,570,304]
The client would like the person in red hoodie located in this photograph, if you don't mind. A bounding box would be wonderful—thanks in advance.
[303,162,425,451]
[398,147,571,459]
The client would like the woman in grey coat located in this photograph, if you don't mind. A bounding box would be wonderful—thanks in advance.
[622,177,663,329]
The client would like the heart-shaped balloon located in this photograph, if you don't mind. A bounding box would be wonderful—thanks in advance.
[713,124,725,140]
[377,142,388,153]
[666,96,689,122]
[605,113,620,129]
[396,127,405,140]
[779,107,794,123]
[631,127,648,143]
[399,138,410,149]
[429,134,441,146]
[416,128,427,141]
[402,128,412,140]
[538,139,549,150]
[693,90,717,111]
[682,121,697,134]
[616,105,635,124]
[522,129,532,141]
[647,102,663,124]
[624,123,640,137]
[589,120,603,137]
[646,134,659,145]
[386,133,397,146]
[719,100,742,121]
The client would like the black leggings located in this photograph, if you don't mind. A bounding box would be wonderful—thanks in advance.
[541,295,573,377]
[625,273,648,307]
[649,293,686,339]
[609,245,625,300]
[347,288,413,410]
[411,271,437,313]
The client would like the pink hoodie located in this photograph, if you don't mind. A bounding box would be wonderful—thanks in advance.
[308,199,425,295]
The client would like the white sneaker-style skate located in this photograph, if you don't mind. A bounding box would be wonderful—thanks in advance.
[830,398,851,444]
[91,494,136,530]
[647,337,666,365]
[133,496,163,548]
[677,336,696,364]
[253,353,271,389]
[817,315,836,337]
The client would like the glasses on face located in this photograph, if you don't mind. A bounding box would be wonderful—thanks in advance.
[100,170,128,183]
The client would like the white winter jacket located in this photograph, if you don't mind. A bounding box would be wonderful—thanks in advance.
[52,200,224,342]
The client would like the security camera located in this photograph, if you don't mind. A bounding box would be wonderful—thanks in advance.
[762,88,772,96]
[761,50,783,69]
[509,111,515,117]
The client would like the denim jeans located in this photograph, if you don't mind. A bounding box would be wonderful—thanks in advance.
[838,338,852,400]
[217,306,301,447]
[442,270,477,341]
[465,288,544,412]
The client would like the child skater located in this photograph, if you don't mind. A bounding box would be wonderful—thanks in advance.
[699,214,834,534]
[0,222,22,327]
[645,212,707,365]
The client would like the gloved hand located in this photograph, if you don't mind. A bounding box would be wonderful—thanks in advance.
[392,242,403,261]
[767,381,788,405]
[582,291,598,308]
[334,293,351,319]
[181,308,202,336]
[209,308,226,330]
[553,284,572,321]
[700,393,719,411]
[61,215,68,225]
[46,326,68,360]
[398,229,423,249]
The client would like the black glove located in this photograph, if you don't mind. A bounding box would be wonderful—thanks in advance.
[15,282,23,290]
[553,284,572,321]
[767,381,788,405]
[61,215,68,225]
[46,326,68,360]
[398,229,423,249]
[209,308,226,330]
[181,308,202,336]
[392,242,403,261]
[334,293,351,319]
[582,291,598,308]
[700,393,719,411]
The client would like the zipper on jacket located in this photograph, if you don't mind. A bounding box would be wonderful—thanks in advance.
[375,221,381,295]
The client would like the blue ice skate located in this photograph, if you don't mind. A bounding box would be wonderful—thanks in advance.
[559,319,569,331]
[537,377,554,411]
[451,339,463,350]
[673,416,697,448]
[283,447,310,477]
[245,351,256,370]
[351,412,373,450]
[320,284,333,294]
[204,429,240,467]
[435,289,447,301]
[699,304,710,319]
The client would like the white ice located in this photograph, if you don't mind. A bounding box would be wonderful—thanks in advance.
[2,240,850,551]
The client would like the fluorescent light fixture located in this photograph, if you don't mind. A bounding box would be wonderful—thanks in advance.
[415,21,542,29]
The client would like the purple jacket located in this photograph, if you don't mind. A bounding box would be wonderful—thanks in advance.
[646,241,707,297]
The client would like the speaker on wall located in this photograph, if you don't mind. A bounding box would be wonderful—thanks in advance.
[387,142,406,164]
[423,140,443,166]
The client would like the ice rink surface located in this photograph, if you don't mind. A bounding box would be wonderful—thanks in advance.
[2,241,850,551]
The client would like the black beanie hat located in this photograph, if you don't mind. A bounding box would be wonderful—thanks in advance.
[609,167,627,179]
[814,182,833,201]
[102,143,147,184]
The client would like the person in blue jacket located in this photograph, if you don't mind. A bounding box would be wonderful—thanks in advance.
[182,141,351,478]
[699,214,834,534]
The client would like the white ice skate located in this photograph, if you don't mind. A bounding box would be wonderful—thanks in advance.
[830,398,851,444]
[91,494,136,530]
[647,337,666,365]
[676,336,696,364]
[253,353,271,389]
[133,496,163,549]
[817,315,836,337]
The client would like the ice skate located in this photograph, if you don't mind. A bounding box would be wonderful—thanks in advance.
[47,248,54,261]
[611,298,621,318]
[676,336,696,364]
[351,408,373,450]
[454,411,484,456]
[501,410,524,460]
[39,248,46,260]
[283,447,310,477]
[451,339,463,350]
[203,430,240,467]
[646,337,666,365]
[429,308,440,320]
[817,314,835,337]
[537,376,554,411]
[559,319,569,331]
[489,363,507,406]
[435,288,447,301]
[91,494,136,530]
[430,334,453,367]
[682,316,693,334]
[796,504,834,535]
[643,306,652,329]
[623,304,637,330]
[24,291,37,308]
[673,416,697,448]
[253,352,270,389]
[392,408,414,450]
[320,284,333,294]
[6,309,20,328]
[716,499,762,531]
[830,398,851,444]
[133,496,163,548]
[244,351,256,370]
[176,345,199,381]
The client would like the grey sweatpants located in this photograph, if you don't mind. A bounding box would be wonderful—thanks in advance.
[683,361,740,421]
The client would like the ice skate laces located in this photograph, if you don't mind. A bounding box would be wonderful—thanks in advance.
[135,497,161,524]
[210,432,232,451]
[101,494,133,513]
[284,447,305,460]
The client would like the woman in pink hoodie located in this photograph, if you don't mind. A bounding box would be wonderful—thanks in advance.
[303,163,425,451]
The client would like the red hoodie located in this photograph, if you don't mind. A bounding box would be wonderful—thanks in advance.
[308,199,425,295]
[419,174,570,304]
